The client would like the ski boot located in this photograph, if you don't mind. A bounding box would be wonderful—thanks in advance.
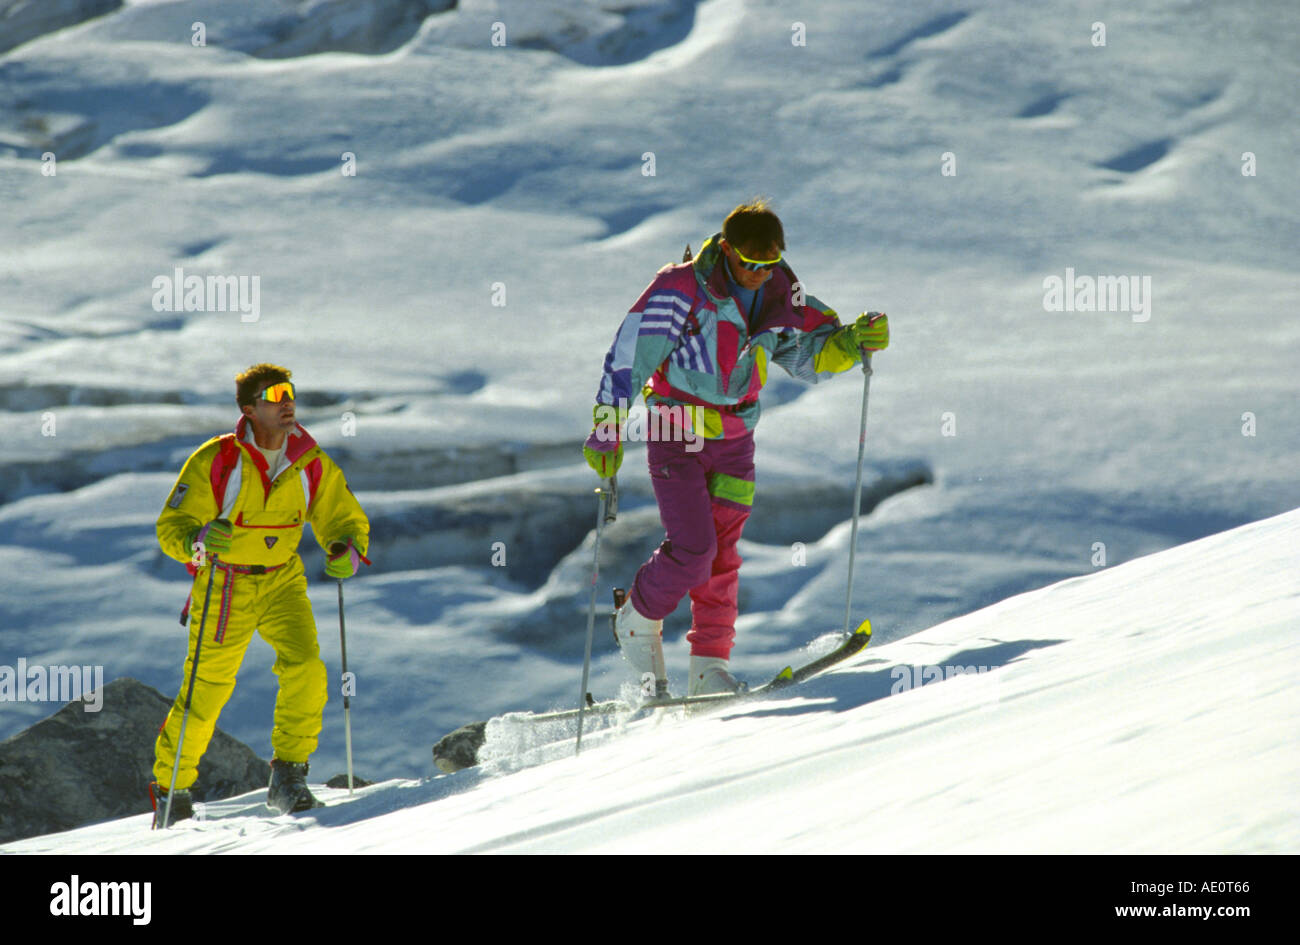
[688,655,744,697]
[149,781,193,828]
[612,590,668,699]
[267,759,323,814]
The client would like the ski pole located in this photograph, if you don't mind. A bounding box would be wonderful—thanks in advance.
[576,474,617,756]
[843,350,874,636]
[336,577,355,795]
[161,524,227,830]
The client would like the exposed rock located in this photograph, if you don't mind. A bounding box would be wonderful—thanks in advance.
[0,0,123,56]
[502,0,698,67]
[0,677,267,844]
[432,720,485,774]
[243,0,456,59]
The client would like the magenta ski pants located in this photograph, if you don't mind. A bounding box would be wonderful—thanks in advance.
[629,430,755,659]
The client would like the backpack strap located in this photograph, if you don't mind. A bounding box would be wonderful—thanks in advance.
[301,454,324,511]
[181,433,242,587]
[208,434,242,513]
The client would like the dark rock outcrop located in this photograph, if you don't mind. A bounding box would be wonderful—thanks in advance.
[0,677,267,844]
[0,0,123,56]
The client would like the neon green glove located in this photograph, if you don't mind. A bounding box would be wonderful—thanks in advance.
[850,312,889,351]
[190,519,233,565]
[325,539,369,580]
[582,403,625,478]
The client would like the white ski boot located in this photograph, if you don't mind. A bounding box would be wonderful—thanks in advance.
[688,655,743,697]
[613,597,667,697]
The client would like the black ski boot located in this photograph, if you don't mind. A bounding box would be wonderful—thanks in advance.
[267,759,323,814]
[149,781,193,828]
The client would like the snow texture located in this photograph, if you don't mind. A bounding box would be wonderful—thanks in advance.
[0,0,1296,851]
[6,508,1298,853]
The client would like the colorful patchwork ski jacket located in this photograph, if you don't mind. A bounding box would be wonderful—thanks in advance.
[595,232,862,439]
[157,416,370,570]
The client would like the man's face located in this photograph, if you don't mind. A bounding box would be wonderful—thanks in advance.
[244,380,296,434]
[721,239,781,292]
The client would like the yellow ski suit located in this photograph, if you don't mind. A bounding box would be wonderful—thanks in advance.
[153,417,369,789]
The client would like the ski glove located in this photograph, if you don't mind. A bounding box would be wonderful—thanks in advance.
[850,312,889,351]
[583,403,626,478]
[190,518,233,565]
[326,539,370,580]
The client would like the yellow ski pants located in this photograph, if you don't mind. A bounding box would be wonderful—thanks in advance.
[152,556,327,789]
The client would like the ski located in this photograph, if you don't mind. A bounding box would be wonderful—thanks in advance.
[432,619,871,773]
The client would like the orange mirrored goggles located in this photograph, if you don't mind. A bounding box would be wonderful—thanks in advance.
[258,381,296,403]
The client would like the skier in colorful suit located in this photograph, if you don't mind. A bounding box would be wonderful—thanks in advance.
[584,200,888,697]
[150,364,370,824]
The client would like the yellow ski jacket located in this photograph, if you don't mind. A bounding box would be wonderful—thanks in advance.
[158,416,369,569]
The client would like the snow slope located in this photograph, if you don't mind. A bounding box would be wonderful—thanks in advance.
[6,508,1296,854]
[1,0,1297,797]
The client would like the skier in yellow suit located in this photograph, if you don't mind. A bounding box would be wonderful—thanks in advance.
[150,364,370,825]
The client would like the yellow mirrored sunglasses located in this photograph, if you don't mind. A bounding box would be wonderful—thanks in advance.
[731,245,783,271]
[258,381,296,403]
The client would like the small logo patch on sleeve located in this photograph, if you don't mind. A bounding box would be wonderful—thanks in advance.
[168,483,189,508]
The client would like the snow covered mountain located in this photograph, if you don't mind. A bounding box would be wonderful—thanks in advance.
[1,0,1296,855]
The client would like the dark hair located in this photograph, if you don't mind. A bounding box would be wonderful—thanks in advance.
[235,363,292,407]
[722,198,785,254]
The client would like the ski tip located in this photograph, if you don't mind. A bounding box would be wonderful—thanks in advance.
[776,666,794,682]
[856,618,871,639]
